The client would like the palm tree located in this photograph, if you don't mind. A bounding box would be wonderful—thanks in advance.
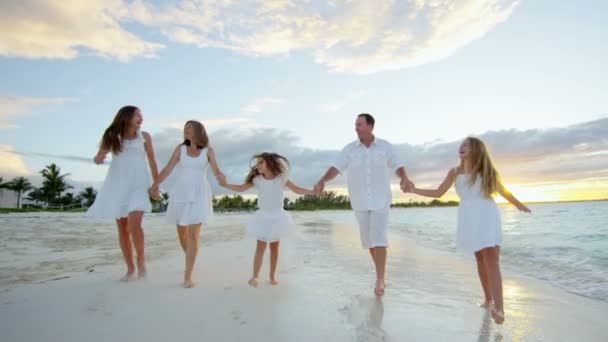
[77,187,98,207]
[6,176,34,209]
[40,164,72,206]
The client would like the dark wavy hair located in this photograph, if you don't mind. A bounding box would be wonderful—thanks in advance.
[245,152,290,184]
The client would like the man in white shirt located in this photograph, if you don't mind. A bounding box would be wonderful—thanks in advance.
[314,113,414,296]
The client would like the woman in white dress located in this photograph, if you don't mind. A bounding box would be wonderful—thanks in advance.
[88,105,159,281]
[219,153,315,288]
[149,120,226,288]
[409,137,530,324]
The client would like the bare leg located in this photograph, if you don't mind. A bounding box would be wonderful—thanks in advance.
[127,211,146,278]
[176,225,187,253]
[184,224,201,288]
[475,251,492,307]
[269,241,280,285]
[116,218,135,281]
[373,247,387,296]
[249,240,267,287]
[483,246,504,324]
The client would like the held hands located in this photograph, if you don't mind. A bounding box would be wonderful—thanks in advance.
[400,178,415,193]
[148,184,161,201]
[313,180,325,195]
[216,172,227,187]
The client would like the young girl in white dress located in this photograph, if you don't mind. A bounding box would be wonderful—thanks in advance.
[87,105,159,281]
[219,153,315,287]
[149,120,226,288]
[410,137,530,325]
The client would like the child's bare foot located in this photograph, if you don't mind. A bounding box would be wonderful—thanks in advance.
[183,280,195,288]
[269,278,279,286]
[374,279,385,296]
[137,270,147,279]
[248,277,259,288]
[491,308,505,324]
[137,262,147,279]
[120,272,137,282]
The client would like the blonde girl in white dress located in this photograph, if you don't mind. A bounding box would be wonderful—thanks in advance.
[409,137,530,324]
[219,153,315,288]
[88,105,159,281]
[149,121,226,288]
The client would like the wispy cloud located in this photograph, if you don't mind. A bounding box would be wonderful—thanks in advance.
[0,95,76,129]
[240,97,285,113]
[1,1,519,73]
[127,0,519,73]
[0,145,32,177]
[319,91,366,113]
[0,1,163,61]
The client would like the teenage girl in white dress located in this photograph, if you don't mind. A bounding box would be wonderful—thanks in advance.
[410,137,530,324]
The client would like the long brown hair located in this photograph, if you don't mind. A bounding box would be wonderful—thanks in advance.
[459,137,501,198]
[100,105,139,154]
[183,120,209,149]
[245,152,290,184]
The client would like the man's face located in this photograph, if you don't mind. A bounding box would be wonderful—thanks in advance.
[355,116,373,138]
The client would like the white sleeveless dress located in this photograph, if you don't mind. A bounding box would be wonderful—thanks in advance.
[165,145,213,226]
[246,174,296,242]
[455,173,502,253]
[87,130,152,219]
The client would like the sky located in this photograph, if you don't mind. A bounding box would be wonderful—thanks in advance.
[1,0,607,203]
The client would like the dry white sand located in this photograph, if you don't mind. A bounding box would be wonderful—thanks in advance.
[1,212,607,341]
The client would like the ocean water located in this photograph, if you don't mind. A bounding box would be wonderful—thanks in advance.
[296,201,608,302]
[1,201,606,303]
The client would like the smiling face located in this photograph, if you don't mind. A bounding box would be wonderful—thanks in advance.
[355,116,373,140]
[129,108,143,130]
[459,138,472,161]
[255,158,268,174]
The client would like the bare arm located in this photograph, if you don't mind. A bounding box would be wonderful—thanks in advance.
[411,169,457,198]
[395,166,415,191]
[152,145,181,188]
[498,182,531,213]
[207,147,226,183]
[286,180,315,196]
[143,131,159,181]
[93,147,109,165]
[314,167,340,193]
[221,182,254,193]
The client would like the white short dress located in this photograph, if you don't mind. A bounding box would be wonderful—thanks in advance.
[245,174,296,242]
[87,130,152,219]
[455,173,502,253]
[165,145,213,226]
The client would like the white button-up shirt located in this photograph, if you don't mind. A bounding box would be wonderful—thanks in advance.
[333,137,404,211]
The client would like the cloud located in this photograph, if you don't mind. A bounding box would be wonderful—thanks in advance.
[0,0,163,61]
[318,91,366,113]
[1,1,518,72]
[240,97,285,113]
[127,0,519,73]
[141,117,608,199]
[0,145,32,177]
[0,95,76,129]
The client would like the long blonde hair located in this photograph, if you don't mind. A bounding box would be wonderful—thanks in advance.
[459,137,500,198]
[183,120,209,149]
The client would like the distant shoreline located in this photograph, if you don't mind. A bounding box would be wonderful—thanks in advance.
[1,198,606,214]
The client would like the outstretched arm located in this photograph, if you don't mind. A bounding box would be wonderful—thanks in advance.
[411,169,457,198]
[207,147,226,184]
[498,182,531,213]
[221,182,254,192]
[93,147,109,165]
[314,167,340,193]
[286,180,315,196]
[143,131,159,181]
[152,145,181,188]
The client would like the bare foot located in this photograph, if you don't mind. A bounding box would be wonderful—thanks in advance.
[491,308,505,325]
[184,280,195,288]
[120,272,137,282]
[374,279,385,296]
[137,270,147,279]
[270,278,279,286]
[248,277,259,288]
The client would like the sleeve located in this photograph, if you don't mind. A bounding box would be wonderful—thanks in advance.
[386,143,405,173]
[332,145,349,173]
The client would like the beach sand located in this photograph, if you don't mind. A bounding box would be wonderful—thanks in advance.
[1,212,607,341]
